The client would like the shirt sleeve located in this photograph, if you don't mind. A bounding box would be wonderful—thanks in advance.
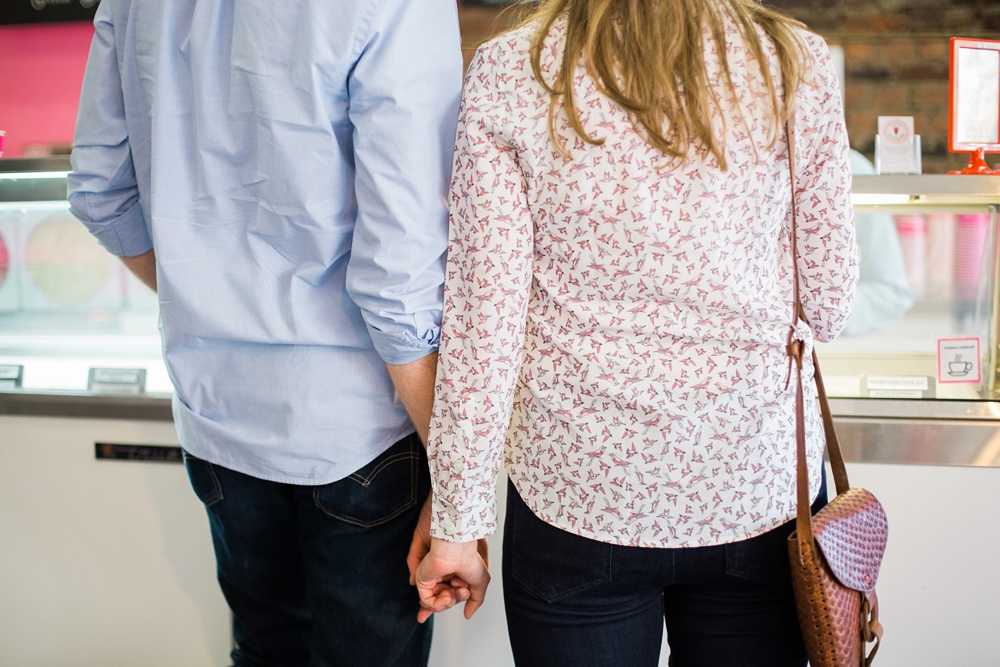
[843,210,914,337]
[428,44,534,542]
[68,2,152,259]
[843,152,913,337]
[792,34,860,342]
[345,0,463,365]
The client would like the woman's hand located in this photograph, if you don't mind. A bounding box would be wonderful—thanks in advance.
[413,536,490,623]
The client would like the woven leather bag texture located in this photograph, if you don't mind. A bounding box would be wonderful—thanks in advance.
[784,121,888,667]
[788,481,887,667]
[811,488,888,594]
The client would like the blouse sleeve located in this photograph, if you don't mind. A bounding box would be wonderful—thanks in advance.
[428,45,534,542]
[791,34,860,342]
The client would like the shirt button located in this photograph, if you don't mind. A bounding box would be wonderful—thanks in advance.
[451,460,465,473]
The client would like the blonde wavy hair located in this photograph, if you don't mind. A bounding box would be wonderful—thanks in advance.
[525,0,811,168]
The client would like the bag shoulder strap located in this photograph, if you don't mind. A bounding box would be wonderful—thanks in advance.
[785,120,851,549]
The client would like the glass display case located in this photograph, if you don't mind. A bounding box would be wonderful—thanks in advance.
[821,175,1000,398]
[0,157,170,418]
[823,174,1000,467]
[3,159,1000,444]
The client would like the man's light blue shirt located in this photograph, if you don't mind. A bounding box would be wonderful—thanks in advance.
[69,0,463,483]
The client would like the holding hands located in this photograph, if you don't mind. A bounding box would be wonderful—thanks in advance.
[407,496,491,623]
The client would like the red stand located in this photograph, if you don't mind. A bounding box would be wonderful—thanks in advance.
[948,148,1000,175]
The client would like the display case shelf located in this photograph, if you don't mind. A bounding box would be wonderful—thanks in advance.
[0,158,168,417]
[852,174,1000,213]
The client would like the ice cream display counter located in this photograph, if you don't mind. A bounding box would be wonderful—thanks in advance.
[0,157,171,419]
[821,174,1000,464]
[819,174,1000,667]
[0,158,228,666]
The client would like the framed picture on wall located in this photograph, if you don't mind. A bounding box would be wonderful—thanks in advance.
[948,37,1000,175]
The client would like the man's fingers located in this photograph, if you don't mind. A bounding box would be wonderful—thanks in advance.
[477,538,490,570]
[406,532,429,586]
[417,586,460,620]
[408,496,433,586]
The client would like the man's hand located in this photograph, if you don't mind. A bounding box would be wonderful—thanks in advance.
[407,495,434,586]
[120,249,157,292]
[414,537,490,624]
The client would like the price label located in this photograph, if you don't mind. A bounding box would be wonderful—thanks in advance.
[0,364,23,389]
[88,368,146,395]
[866,375,934,399]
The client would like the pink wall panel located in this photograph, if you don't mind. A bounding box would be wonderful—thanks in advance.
[0,22,95,158]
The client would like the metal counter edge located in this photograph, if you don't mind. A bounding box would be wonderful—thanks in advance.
[0,389,173,421]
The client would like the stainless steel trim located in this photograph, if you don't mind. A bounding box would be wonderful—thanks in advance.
[0,390,173,421]
[0,157,72,173]
[852,174,1000,197]
[827,398,1000,421]
[0,159,71,202]
[834,417,1000,467]
[0,177,67,203]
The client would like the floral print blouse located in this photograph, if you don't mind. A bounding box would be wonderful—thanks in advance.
[427,16,858,548]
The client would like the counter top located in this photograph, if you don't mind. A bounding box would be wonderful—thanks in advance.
[0,390,173,421]
[828,398,1000,421]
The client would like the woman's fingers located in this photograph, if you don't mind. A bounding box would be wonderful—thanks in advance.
[463,579,488,619]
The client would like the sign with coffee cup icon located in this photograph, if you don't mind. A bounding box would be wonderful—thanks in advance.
[937,337,981,384]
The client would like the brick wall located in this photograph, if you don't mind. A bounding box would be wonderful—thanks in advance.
[771,0,999,173]
[457,1,1000,173]
[458,5,524,71]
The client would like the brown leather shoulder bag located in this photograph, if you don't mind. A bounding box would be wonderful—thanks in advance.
[784,121,888,667]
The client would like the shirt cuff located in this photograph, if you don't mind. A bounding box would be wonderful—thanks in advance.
[72,202,153,258]
[367,325,440,366]
[430,491,495,543]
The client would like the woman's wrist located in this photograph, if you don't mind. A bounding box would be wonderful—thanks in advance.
[429,536,480,561]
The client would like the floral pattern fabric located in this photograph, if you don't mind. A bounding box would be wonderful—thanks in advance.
[428,16,858,548]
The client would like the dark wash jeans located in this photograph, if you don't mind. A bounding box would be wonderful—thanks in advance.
[503,476,828,667]
[184,434,431,667]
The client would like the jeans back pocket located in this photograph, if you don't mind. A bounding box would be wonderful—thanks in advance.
[507,483,612,603]
[313,435,424,528]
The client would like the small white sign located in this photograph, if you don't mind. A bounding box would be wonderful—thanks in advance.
[867,375,929,391]
[88,367,146,395]
[877,116,920,174]
[937,337,981,384]
[869,389,923,399]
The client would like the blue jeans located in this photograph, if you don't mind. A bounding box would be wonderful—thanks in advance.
[503,476,827,667]
[184,434,431,667]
